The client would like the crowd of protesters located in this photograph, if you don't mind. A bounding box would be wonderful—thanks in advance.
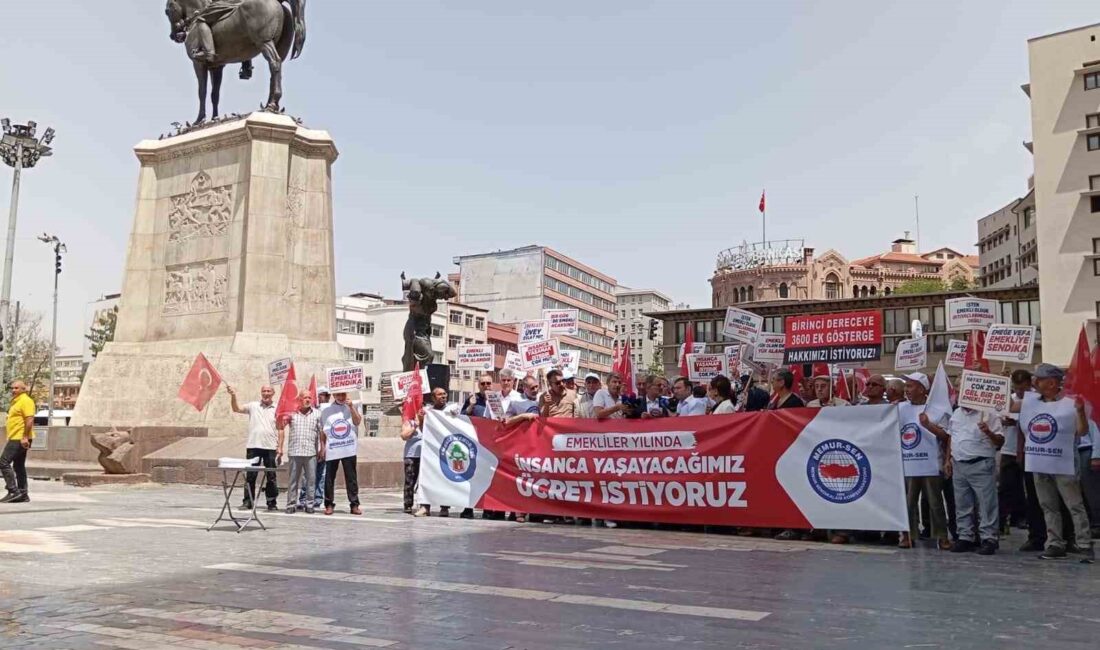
[396,363,1099,563]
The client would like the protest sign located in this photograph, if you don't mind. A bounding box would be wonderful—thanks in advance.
[686,353,728,382]
[894,338,927,371]
[457,344,495,371]
[753,333,786,366]
[722,307,763,344]
[503,350,525,375]
[322,406,358,461]
[519,338,561,370]
[268,357,292,386]
[390,368,431,401]
[519,320,551,344]
[944,339,967,367]
[783,310,882,364]
[958,370,1011,414]
[982,324,1036,364]
[946,298,997,331]
[418,406,907,530]
[326,366,366,393]
[678,342,707,365]
[724,345,742,378]
[542,309,580,336]
[485,390,505,420]
[560,349,580,376]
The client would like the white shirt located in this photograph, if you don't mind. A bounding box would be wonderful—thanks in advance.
[677,396,708,416]
[575,391,598,419]
[499,389,521,417]
[712,399,736,414]
[592,389,625,419]
[948,407,1002,461]
[244,401,278,450]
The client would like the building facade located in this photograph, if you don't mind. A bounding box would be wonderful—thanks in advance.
[614,287,672,372]
[1025,24,1100,357]
[651,286,1041,379]
[710,234,978,308]
[444,301,489,404]
[454,245,617,376]
[52,354,85,410]
[977,192,1038,288]
[487,322,518,375]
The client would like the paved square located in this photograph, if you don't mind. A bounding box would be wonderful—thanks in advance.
[0,480,1097,649]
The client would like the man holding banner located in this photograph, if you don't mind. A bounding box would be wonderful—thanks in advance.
[897,373,951,550]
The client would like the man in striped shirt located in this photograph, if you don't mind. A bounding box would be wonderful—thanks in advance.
[277,393,324,514]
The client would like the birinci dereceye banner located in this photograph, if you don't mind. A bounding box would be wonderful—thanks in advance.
[783,310,882,364]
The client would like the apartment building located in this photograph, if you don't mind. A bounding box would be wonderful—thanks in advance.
[614,287,672,372]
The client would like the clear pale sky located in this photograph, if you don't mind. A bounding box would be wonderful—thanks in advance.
[1,1,1094,354]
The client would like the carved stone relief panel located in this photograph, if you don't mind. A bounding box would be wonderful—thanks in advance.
[167,171,234,243]
[164,259,229,316]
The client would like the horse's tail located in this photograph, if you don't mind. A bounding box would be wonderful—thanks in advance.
[286,0,306,60]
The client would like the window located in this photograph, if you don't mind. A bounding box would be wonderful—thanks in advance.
[364,376,373,391]
[433,351,444,364]
[1089,113,1100,128]
[465,314,474,327]
[763,316,784,334]
[343,347,373,363]
[1086,72,1100,90]
[1090,134,1100,151]
[448,335,461,349]
[464,337,474,345]
[694,320,713,343]
[675,321,687,345]
[336,319,374,336]
[739,287,747,302]
[449,361,458,377]
[1017,300,1040,327]
[431,324,444,338]
[883,308,907,335]
[475,317,484,330]
[462,370,471,380]
[824,273,840,300]
[1091,175,1100,191]
[999,301,1015,324]
[449,311,463,324]
[1092,195,1100,213]
[778,282,788,299]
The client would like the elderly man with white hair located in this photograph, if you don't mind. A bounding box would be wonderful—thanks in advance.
[228,383,280,511]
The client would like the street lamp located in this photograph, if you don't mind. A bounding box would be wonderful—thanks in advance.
[37,233,64,425]
[0,119,55,392]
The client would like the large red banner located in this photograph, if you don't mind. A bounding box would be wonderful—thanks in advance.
[420,408,907,531]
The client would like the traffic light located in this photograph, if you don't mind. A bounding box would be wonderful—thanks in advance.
[648,319,658,340]
[55,252,61,275]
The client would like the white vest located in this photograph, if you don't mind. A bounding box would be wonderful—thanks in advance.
[897,401,942,477]
[1021,396,1077,476]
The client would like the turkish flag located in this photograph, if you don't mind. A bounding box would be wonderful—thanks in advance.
[852,367,871,397]
[402,362,424,422]
[1066,326,1099,425]
[834,366,852,402]
[178,353,222,412]
[680,327,695,379]
[788,364,805,389]
[964,330,990,373]
[811,362,830,379]
[275,364,299,427]
[307,374,318,407]
[758,190,766,213]
[619,338,636,397]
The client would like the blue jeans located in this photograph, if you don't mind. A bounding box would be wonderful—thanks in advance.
[298,459,325,506]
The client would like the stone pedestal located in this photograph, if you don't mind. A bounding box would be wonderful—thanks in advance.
[73,113,346,437]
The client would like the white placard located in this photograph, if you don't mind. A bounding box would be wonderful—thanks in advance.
[559,349,580,375]
[946,298,998,332]
[390,368,431,400]
[326,365,366,393]
[944,339,968,368]
[722,307,764,344]
[503,350,525,374]
[958,370,1011,414]
[485,390,505,420]
[677,342,707,366]
[894,338,927,371]
[519,320,551,344]
[518,338,561,370]
[752,333,786,365]
[542,309,579,336]
[685,353,728,382]
[456,344,495,371]
[268,357,292,386]
[322,405,358,461]
[982,324,1036,364]
[724,345,742,378]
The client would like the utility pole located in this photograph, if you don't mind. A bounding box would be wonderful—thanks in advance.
[914,195,921,251]
[0,119,55,392]
[38,233,64,425]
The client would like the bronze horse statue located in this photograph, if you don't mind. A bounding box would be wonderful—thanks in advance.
[166,0,307,124]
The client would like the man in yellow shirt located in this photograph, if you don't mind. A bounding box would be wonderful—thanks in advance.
[1,380,35,503]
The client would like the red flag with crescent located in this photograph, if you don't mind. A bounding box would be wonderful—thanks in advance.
[276,364,300,427]
[178,352,222,411]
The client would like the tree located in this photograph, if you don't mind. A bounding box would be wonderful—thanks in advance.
[891,278,948,295]
[948,275,973,291]
[86,305,118,358]
[2,310,53,407]
[646,348,664,377]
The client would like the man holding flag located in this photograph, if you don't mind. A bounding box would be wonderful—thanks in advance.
[228,384,279,511]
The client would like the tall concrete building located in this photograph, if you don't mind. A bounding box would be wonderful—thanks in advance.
[454,246,617,376]
[614,287,672,372]
[1025,24,1100,356]
[976,190,1038,289]
[444,301,489,404]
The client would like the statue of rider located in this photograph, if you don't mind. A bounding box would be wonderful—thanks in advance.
[186,0,255,79]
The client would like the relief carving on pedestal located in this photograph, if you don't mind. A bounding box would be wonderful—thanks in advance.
[164,260,229,315]
[167,171,234,242]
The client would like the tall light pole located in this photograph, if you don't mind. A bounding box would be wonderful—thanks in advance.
[0,119,55,394]
[38,234,64,425]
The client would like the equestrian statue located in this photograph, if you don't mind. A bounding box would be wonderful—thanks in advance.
[165,0,307,124]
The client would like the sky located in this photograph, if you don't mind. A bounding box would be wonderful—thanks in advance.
[1,1,1096,354]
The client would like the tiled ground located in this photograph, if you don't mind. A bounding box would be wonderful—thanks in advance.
[1,480,1098,649]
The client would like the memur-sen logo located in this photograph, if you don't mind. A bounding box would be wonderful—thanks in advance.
[1027,414,1058,445]
[329,419,353,440]
[806,439,872,504]
[899,423,921,451]
[439,434,478,483]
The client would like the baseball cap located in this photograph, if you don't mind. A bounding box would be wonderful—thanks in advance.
[562,368,576,381]
[318,385,330,394]
[901,372,929,391]
[1034,363,1064,380]
[584,372,601,382]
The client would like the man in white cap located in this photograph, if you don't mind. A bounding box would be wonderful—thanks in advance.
[897,371,951,550]
[575,372,602,419]
[1009,363,1093,562]
[298,385,331,509]
[806,375,849,407]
